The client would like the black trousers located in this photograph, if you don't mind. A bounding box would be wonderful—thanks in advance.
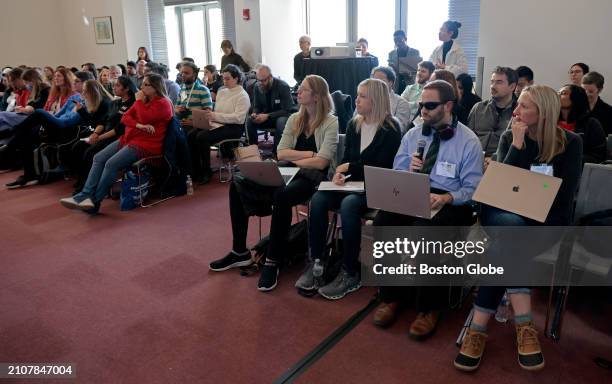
[229,175,317,263]
[185,124,243,180]
[375,201,474,313]
[246,115,288,152]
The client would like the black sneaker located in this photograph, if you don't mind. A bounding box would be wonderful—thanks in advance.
[258,261,279,291]
[6,175,38,189]
[209,251,253,271]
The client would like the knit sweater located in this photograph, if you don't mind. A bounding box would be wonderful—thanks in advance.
[210,86,250,125]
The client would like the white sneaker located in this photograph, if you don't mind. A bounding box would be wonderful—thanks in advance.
[78,198,95,210]
[60,197,80,209]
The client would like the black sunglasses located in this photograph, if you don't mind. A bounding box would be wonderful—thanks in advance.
[419,101,446,110]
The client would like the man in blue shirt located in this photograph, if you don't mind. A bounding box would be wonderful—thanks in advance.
[372,80,483,339]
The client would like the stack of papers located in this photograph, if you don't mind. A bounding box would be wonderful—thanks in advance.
[318,181,365,192]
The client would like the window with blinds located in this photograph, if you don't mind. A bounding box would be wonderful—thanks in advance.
[448,0,480,76]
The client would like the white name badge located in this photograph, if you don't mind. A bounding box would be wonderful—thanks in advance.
[179,91,188,102]
[436,161,456,178]
[274,99,281,104]
[530,164,553,176]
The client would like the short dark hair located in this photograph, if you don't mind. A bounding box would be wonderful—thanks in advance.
[424,80,457,103]
[144,61,157,71]
[571,62,590,74]
[8,67,24,81]
[74,71,95,82]
[493,66,518,85]
[393,30,406,39]
[418,61,436,74]
[182,57,195,63]
[371,66,396,85]
[181,61,199,76]
[117,64,127,74]
[204,64,218,73]
[582,71,604,90]
[563,84,590,123]
[126,61,136,68]
[81,63,98,79]
[357,38,368,47]
[115,75,138,97]
[516,66,534,82]
[442,20,462,39]
[222,64,243,82]
[221,40,234,51]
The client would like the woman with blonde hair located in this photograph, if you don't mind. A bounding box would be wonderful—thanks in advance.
[210,75,339,292]
[99,68,114,95]
[297,78,402,299]
[60,74,173,213]
[454,85,582,372]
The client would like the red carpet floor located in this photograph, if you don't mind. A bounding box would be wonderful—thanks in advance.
[0,170,611,383]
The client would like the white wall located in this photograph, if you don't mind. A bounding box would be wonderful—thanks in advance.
[122,0,151,63]
[0,0,66,67]
[260,0,306,85]
[233,0,262,69]
[478,0,611,101]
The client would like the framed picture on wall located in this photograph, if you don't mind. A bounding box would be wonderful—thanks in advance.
[93,16,114,44]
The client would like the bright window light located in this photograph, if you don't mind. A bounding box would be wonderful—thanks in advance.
[357,0,395,63]
[308,0,347,47]
[407,0,449,61]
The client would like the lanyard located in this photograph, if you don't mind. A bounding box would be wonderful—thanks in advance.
[184,81,196,109]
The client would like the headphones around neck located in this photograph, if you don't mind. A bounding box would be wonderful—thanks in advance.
[421,112,458,141]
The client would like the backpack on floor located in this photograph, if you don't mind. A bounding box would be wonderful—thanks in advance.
[33,144,64,184]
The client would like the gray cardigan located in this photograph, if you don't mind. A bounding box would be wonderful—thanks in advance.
[278,112,339,174]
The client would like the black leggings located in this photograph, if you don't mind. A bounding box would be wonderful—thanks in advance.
[186,124,243,179]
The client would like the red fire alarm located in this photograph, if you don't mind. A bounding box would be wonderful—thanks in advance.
[242,9,250,20]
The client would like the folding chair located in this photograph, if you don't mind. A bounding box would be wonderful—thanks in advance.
[211,123,249,183]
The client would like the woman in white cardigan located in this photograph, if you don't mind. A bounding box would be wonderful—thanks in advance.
[192,64,250,184]
[429,20,468,77]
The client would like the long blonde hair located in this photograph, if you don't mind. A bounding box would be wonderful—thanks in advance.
[522,85,567,162]
[353,78,393,133]
[83,80,113,113]
[293,75,333,136]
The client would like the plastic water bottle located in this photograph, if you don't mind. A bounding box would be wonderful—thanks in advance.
[186,175,194,196]
[312,258,324,288]
[495,293,510,323]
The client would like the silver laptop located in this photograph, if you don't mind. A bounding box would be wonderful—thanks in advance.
[191,108,222,130]
[473,161,562,223]
[364,166,440,219]
[237,161,299,187]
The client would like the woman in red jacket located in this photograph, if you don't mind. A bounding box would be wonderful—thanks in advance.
[60,73,173,213]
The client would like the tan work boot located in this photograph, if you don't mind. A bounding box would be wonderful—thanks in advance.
[373,302,399,328]
[516,321,545,371]
[454,328,487,371]
[408,310,440,341]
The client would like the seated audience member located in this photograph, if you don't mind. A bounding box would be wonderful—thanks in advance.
[454,85,582,372]
[515,65,534,97]
[388,30,421,94]
[356,38,379,66]
[468,66,518,158]
[136,60,147,88]
[220,40,251,73]
[6,68,29,110]
[126,61,138,85]
[370,66,411,134]
[70,76,137,193]
[4,71,96,189]
[401,61,435,122]
[117,64,127,76]
[209,75,338,291]
[247,64,293,151]
[109,65,122,83]
[430,69,469,124]
[149,62,179,106]
[43,66,55,84]
[456,73,481,115]
[99,68,114,95]
[59,74,173,213]
[568,62,589,86]
[581,71,612,135]
[559,84,606,164]
[298,78,401,299]
[175,57,195,86]
[203,65,223,101]
[0,69,13,111]
[294,35,312,86]
[137,46,151,62]
[0,68,50,131]
[430,20,468,76]
[188,64,249,184]
[372,80,483,337]
[81,63,98,80]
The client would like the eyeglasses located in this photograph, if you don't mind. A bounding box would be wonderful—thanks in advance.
[419,101,445,110]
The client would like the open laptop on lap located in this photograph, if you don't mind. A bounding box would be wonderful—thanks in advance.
[191,108,222,130]
[364,165,441,219]
[472,161,561,223]
[237,161,299,187]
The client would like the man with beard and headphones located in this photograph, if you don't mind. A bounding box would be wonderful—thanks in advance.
[371,79,483,340]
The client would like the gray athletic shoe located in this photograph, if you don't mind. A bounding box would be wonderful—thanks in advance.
[318,268,361,300]
[295,262,315,290]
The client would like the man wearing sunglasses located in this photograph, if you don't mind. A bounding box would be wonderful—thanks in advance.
[372,79,483,339]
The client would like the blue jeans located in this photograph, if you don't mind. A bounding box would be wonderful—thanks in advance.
[74,140,139,204]
[308,191,367,274]
[475,205,532,312]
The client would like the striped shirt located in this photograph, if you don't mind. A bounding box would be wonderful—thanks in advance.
[176,79,212,117]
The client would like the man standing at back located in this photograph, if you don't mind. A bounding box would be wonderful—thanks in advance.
[468,66,518,159]
[247,65,294,152]
[388,30,421,94]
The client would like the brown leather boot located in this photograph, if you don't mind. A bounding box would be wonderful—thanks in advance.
[408,310,440,341]
[373,302,399,328]
[454,328,487,371]
[516,321,545,370]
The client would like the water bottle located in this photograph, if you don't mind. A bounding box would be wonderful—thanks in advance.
[495,293,510,323]
[312,258,324,288]
[186,175,194,196]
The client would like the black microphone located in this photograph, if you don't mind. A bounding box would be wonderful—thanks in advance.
[415,139,426,160]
